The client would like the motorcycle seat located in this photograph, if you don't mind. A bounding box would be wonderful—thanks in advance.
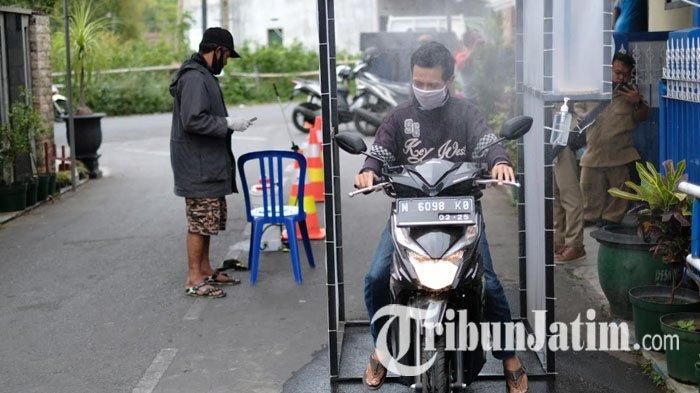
[380,81,411,97]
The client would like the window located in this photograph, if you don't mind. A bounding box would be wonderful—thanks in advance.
[267,28,283,46]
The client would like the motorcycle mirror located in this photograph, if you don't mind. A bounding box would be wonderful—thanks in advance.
[499,116,533,140]
[334,132,367,155]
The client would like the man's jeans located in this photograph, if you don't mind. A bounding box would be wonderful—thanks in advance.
[364,221,515,360]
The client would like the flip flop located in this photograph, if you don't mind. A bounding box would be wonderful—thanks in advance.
[185,282,226,298]
[205,268,241,286]
[504,364,528,393]
[222,258,249,271]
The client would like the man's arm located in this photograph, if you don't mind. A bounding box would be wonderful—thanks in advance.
[465,105,515,182]
[355,114,399,188]
[178,72,229,139]
[619,85,649,122]
[633,101,649,122]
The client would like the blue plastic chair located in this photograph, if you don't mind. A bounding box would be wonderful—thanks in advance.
[237,150,315,285]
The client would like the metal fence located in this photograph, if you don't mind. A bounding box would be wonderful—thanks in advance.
[659,29,700,183]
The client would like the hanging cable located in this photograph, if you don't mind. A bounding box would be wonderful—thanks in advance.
[679,0,700,7]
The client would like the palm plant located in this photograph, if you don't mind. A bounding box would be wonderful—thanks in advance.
[68,0,109,113]
[609,160,693,302]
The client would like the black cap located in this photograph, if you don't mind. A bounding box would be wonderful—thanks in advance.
[201,27,241,58]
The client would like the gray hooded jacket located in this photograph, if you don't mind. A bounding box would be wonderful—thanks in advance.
[169,53,237,197]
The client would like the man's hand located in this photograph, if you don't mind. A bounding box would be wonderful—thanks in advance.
[227,117,253,132]
[619,84,643,105]
[355,170,378,190]
[491,163,515,184]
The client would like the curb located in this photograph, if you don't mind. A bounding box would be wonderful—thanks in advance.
[642,350,697,393]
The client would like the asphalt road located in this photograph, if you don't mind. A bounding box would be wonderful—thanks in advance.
[0,104,660,393]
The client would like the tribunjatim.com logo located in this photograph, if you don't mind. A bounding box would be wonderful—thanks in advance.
[373,305,679,376]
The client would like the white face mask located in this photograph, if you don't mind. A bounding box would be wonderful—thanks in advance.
[413,84,448,110]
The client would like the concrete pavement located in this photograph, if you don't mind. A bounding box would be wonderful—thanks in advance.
[0,106,661,392]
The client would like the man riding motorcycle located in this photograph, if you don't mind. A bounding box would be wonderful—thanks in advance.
[355,42,528,392]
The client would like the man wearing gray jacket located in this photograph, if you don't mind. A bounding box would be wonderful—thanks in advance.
[170,27,252,298]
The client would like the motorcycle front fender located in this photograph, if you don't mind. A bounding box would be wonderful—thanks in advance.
[407,297,447,332]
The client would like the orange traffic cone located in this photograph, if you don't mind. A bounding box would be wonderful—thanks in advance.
[283,168,326,241]
[305,116,325,202]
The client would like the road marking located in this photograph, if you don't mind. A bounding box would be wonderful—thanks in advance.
[132,348,178,393]
[183,298,208,321]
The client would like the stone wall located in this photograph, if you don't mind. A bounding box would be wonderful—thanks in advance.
[28,13,54,173]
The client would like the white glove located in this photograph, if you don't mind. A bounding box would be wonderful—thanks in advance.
[226,117,252,132]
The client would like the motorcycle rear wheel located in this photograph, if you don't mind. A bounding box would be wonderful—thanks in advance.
[292,102,320,133]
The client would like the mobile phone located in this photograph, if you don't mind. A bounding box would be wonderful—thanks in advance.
[249,117,258,123]
[617,82,632,91]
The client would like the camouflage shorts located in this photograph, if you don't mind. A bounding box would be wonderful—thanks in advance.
[185,197,227,236]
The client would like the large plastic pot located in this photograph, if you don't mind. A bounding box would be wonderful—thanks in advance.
[660,312,700,384]
[0,182,27,212]
[629,286,700,351]
[37,174,50,201]
[592,225,671,319]
[25,178,38,206]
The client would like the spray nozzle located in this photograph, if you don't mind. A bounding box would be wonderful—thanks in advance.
[560,97,570,113]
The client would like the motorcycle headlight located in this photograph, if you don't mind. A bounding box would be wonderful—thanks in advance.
[407,249,464,290]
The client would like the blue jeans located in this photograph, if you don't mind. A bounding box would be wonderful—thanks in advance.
[364,221,515,360]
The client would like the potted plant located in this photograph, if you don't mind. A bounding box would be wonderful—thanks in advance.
[608,160,700,343]
[660,313,700,384]
[0,103,32,212]
[590,160,680,319]
[61,0,109,178]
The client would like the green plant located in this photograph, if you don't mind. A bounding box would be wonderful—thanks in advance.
[0,0,57,13]
[66,0,110,113]
[609,160,692,303]
[0,94,44,183]
[677,319,696,332]
[55,170,71,188]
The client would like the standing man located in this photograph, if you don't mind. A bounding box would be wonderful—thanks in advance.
[552,101,597,263]
[170,27,253,298]
[356,42,528,393]
[580,51,649,226]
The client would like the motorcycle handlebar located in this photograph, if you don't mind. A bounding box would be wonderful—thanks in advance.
[475,179,521,188]
[349,182,390,197]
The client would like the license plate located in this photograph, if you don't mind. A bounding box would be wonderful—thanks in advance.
[395,197,475,226]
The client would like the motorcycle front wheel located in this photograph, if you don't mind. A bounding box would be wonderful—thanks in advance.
[291,102,320,133]
[421,335,450,393]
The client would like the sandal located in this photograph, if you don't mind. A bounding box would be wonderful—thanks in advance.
[222,258,249,271]
[504,364,528,393]
[185,282,226,298]
[205,268,241,286]
[363,352,387,390]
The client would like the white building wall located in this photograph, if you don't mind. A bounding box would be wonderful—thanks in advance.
[184,0,378,54]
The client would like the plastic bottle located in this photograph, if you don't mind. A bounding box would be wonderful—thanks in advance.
[550,97,572,146]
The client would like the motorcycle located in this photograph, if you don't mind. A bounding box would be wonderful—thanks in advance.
[52,84,67,122]
[290,65,354,133]
[350,57,411,136]
[334,115,532,392]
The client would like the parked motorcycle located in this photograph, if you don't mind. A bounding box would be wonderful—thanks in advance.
[350,52,411,136]
[52,84,67,122]
[334,115,532,392]
[290,65,353,133]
